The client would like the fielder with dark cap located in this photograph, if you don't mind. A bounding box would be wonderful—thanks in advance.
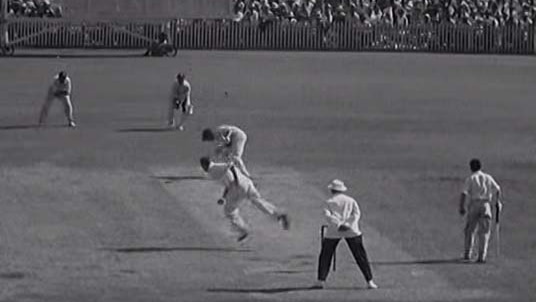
[38,71,76,128]
[459,158,502,263]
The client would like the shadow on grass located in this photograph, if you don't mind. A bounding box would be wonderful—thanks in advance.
[207,286,323,294]
[11,53,144,59]
[104,246,251,253]
[153,175,206,183]
[117,127,174,133]
[0,124,71,131]
[0,125,39,131]
[0,124,60,131]
[372,258,464,265]
[0,272,27,279]
[268,269,314,275]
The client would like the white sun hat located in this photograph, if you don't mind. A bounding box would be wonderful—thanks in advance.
[327,179,347,192]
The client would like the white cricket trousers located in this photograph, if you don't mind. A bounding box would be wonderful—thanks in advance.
[223,178,280,236]
[229,131,251,178]
[464,201,492,260]
[39,94,74,124]
[168,98,190,127]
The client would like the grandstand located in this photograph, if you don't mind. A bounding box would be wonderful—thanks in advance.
[0,0,534,54]
[53,0,232,19]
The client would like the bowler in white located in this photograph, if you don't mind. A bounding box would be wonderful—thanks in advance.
[200,156,289,242]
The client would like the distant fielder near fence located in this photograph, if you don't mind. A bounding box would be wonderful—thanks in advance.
[2,18,535,54]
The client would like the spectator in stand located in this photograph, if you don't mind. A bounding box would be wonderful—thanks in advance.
[233,1,245,22]
[232,0,534,26]
[8,0,62,18]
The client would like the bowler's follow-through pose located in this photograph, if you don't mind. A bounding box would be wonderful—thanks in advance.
[38,71,76,128]
[202,125,252,178]
[200,156,290,242]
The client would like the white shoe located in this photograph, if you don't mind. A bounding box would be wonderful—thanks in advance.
[68,121,76,128]
[177,125,184,131]
[311,280,325,289]
[367,280,378,289]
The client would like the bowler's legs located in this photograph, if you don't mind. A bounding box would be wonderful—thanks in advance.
[223,201,248,237]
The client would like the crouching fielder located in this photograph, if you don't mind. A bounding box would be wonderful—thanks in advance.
[39,71,76,128]
[200,156,290,242]
[168,73,193,131]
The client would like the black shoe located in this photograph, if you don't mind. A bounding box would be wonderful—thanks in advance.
[237,232,249,242]
[277,214,290,230]
[310,280,325,289]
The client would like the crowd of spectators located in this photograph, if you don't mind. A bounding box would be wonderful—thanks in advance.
[232,0,535,26]
[7,0,63,18]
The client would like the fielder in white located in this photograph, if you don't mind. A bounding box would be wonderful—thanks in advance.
[38,71,76,128]
[202,125,251,178]
[168,73,193,131]
[200,156,290,242]
[459,158,502,263]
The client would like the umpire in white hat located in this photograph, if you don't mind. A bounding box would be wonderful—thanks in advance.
[313,179,378,289]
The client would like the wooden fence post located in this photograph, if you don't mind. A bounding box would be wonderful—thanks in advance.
[0,0,8,47]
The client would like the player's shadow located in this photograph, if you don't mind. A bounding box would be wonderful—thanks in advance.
[0,125,39,131]
[12,53,144,59]
[372,258,464,266]
[0,124,73,131]
[0,272,27,280]
[104,246,251,253]
[117,127,174,133]
[153,175,206,183]
[207,286,324,294]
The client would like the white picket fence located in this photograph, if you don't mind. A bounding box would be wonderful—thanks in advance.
[4,18,535,54]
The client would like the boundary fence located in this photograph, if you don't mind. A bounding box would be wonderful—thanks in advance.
[3,18,535,54]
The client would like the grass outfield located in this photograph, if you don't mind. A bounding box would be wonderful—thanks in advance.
[0,50,535,301]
